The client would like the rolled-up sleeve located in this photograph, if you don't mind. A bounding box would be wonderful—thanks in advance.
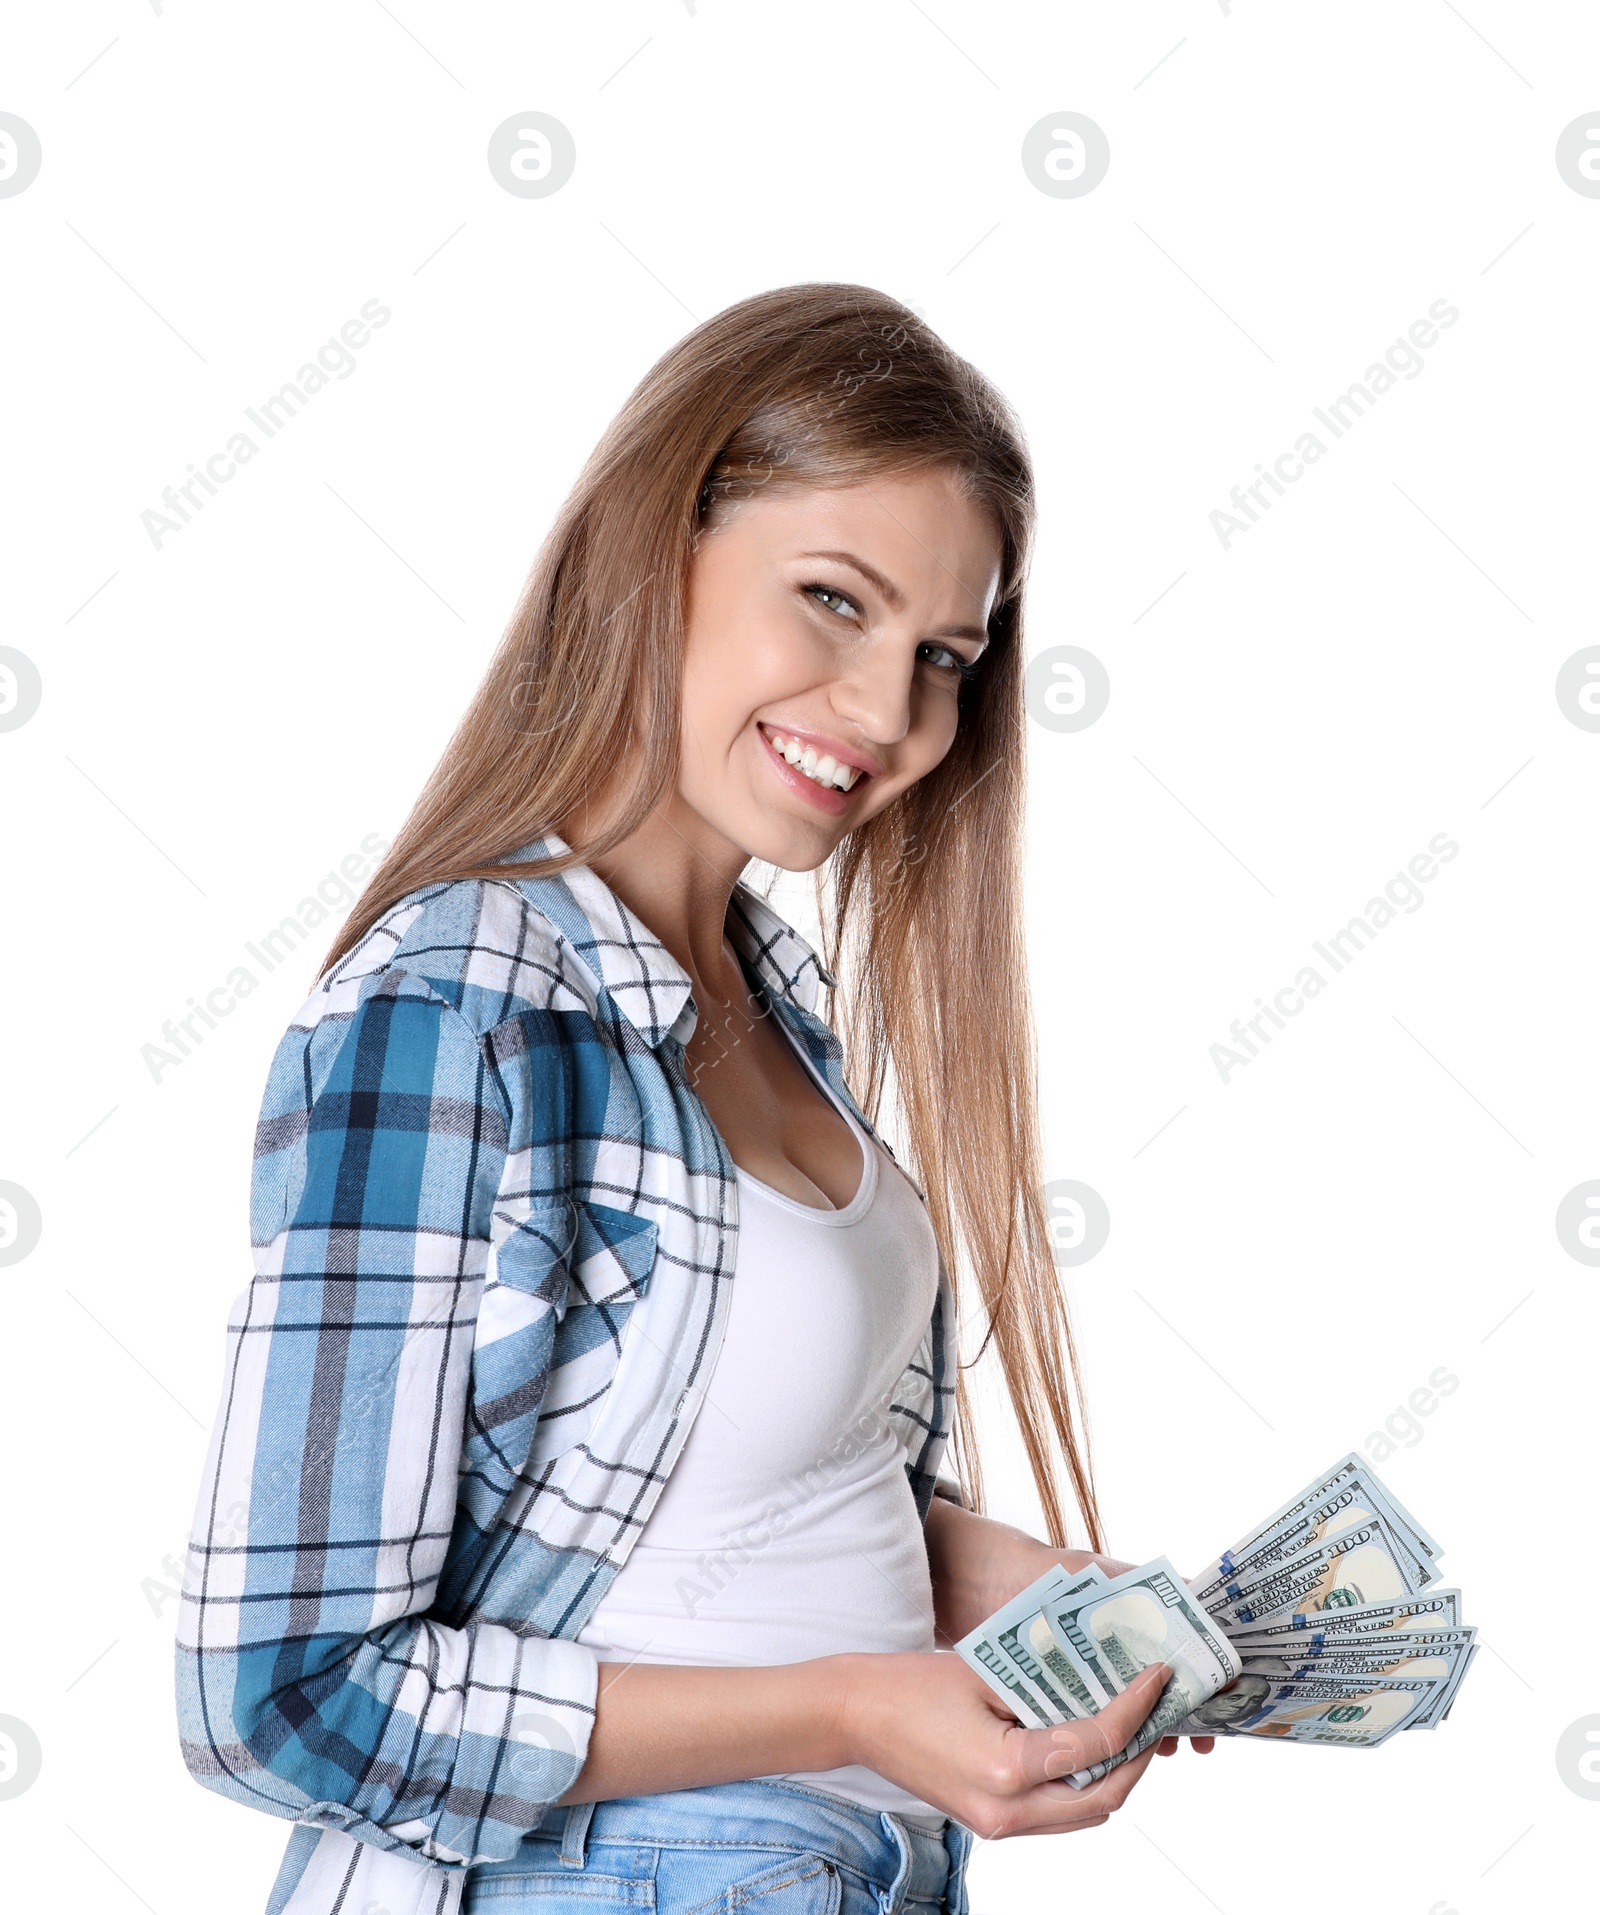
[174,969,599,1870]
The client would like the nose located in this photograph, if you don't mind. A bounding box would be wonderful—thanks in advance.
[829,636,915,750]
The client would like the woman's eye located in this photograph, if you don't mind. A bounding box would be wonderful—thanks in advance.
[803,583,858,619]
[919,641,971,676]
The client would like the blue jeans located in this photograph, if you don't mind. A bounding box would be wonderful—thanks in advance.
[462,1779,973,1914]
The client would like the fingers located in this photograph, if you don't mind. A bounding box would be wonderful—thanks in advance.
[985,1721,1162,1839]
[1018,1812,1111,1837]
[1007,1743,1158,1833]
[1035,1662,1171,1778]
[990,1662,1201,1838]
[1192,1735,1216,1753]
[1078,1740,1159,1812]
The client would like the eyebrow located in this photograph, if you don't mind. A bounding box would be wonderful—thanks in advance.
[796,548,991,648]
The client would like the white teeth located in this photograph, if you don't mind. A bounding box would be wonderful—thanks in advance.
[763,727,862,793]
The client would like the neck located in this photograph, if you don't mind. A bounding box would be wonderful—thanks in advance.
[569,787,750,993]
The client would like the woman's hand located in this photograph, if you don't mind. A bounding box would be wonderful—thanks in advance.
[922,1501,1217,1761]
[832,1653,1176,1839]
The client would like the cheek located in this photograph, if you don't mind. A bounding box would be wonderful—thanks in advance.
[677,630,781,771]
[677,651,744,763]
[905,688,961,774]
[735,602,833,685]
[680,604,826,750]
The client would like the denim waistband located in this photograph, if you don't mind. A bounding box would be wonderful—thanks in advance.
[503,1777,972,1912]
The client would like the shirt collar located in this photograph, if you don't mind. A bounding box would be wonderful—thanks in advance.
[498,829,836,1050]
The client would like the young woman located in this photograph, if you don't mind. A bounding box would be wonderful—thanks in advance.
[175,284,1209,1915]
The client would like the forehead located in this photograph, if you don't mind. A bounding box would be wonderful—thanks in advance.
[717,469,1003,613]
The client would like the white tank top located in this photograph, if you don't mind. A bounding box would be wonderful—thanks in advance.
[577,1057,945,1830]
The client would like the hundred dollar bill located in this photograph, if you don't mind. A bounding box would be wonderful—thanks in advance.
[1237,1626,1473,1672]
[1207,1513,1436,1630]
[956,1566,1077,1724]
[1194,1455,1436,1583]
[959,1630,1061,1728]
[1270,1629,1479,1731]
[956,1565,1106,1726]
[1223,1479,1432,1591]
[1224,1587,1462,1650]
[1193,1461,1436,1607]
[1343,1634,1475,1729]
[1424,1638,1477,1727]
[1239,1626,1472,1667]
[1047,1558,1240,1789]
[995,1582,1107,1720]
[1164,1670,1444,1745]
[1232,1630,1476,1729]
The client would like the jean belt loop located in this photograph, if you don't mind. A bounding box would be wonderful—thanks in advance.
[874,1811,914,1914]
[558,1799,596,1869]
[941,1820,973,1915]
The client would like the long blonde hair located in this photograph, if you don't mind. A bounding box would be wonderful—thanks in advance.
[319,283,1103,1550]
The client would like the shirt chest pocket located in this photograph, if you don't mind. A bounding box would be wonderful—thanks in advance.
[490,1198,660,1468]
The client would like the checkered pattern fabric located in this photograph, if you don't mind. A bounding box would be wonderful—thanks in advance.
[175,831,959,1915]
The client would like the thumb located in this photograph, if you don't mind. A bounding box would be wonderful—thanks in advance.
[1025,1661,1171,1785]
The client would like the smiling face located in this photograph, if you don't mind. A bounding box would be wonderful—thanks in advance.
[671,464,1004,873]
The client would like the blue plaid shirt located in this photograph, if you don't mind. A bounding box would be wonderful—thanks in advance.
[176,831,959,1915]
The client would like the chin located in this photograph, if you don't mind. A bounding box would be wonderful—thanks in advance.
[679,776,858,875]
[741,823,839,875]
[701,798,838,874]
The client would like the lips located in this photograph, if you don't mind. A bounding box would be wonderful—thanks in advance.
[758,723,865,792]
[756,723,868,815]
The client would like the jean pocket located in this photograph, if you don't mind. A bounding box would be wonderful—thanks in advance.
[674,1848,843,1915]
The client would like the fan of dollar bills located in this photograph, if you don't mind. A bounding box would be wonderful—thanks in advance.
[955,1453,1474,1788]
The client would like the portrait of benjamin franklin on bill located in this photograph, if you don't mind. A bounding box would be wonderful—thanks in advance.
[1187,1675,1276,1732]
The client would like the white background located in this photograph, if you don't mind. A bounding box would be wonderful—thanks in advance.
[2,4,1596,1911]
